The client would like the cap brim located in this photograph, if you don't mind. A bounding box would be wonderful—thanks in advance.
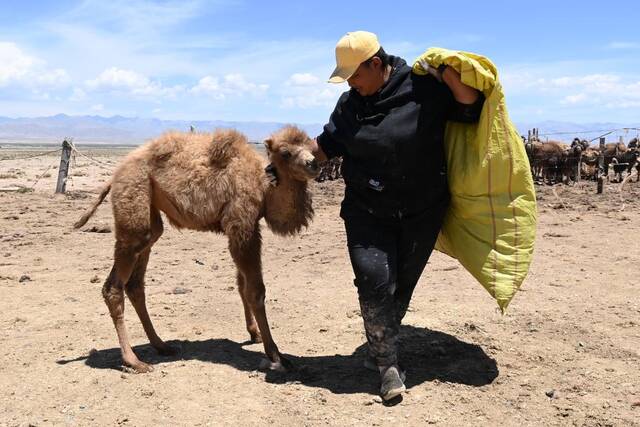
[328,65,357,83]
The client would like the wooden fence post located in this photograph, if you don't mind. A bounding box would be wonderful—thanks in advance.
[597,137,605,194]
[55,139,72,194]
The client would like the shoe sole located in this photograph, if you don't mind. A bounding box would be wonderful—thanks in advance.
[382,384,406,401]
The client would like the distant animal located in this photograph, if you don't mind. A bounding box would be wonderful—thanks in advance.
[562,141,583,183]
[610,148,639,183]
[601,142,627,179]
[315,157,342,182]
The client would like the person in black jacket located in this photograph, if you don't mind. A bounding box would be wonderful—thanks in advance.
[269,31,484,401]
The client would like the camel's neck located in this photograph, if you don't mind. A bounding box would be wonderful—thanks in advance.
[263,177,313,236]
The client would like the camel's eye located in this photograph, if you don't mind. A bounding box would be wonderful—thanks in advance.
[281,150,292,160]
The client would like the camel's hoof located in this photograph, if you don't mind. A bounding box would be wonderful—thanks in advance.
[126,360,154,374]
[249,332,263,344]
[259,356,293,373]
[155,343,180,356]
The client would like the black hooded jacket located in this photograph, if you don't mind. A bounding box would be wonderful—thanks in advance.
[316,55,484,219]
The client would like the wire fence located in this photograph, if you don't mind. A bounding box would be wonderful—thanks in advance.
[68,141,116,171]
[537,127,640,137]
[0,147,63,162]
[1,127,638,193]
[0,140,119,192]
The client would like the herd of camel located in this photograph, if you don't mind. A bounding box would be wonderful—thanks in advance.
[316,136,640,187]
[524,136,640,185]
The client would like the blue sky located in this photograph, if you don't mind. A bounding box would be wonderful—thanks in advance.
[1,0,639,124]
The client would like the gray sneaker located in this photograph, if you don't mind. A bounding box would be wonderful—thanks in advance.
[380,366,406,401]
[365,355,406,381]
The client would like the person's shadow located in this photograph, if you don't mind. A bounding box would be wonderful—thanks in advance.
[57,325,498,395]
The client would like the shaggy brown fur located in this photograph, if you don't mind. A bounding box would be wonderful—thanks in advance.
[75,126,319,373]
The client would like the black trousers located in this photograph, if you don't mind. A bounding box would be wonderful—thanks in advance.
[342,202,447,366]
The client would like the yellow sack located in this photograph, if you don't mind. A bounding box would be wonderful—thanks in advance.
[413,48,537,313]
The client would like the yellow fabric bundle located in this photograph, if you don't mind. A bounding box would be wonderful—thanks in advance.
[413,48,537,312]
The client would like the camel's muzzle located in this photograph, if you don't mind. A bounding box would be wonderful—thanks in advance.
[306,158,320,176]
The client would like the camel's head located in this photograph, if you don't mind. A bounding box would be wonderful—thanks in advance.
[264,126,320,181]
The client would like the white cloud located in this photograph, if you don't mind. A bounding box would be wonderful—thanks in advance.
[550,74,620,90]
[223,74,269,94]
[0,42,35,86]
[280,72,344,109]
[65,0,207,32]
[33,68,71,87]
[31,90,51,101]
[606,41,639,50]
[190,76,223,98]
[561,93,587,105]
[502,65,640,111]
[87,67,149,90]
[90,103,104,112]
[85,67,184,98]
[190,74,268,99]
[286,73,321,86]
[69,87,87,101]
[0,42,70,89]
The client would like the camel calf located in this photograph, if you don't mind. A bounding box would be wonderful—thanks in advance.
[75,126,319,373]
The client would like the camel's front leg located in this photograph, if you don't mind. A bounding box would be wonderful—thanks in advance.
[229,230,291,372]
[244,270,292,372]
[236,271,262,343]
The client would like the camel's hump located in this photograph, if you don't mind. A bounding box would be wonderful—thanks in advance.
[148,129,257,165]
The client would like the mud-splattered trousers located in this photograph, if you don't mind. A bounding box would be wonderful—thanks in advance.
[342,201,448,367]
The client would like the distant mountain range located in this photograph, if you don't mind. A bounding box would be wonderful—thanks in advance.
[0,114,638,145]
[0,114,324,145]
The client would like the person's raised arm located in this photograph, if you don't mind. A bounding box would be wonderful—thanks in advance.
[426,64,484,123]
[441,66,480,105]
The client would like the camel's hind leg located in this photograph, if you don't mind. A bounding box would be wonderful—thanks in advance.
[103,174,158,373]
[124,208,177,356]
[237,271,262,343]
[103,239,153,373]
[229,227,290,372]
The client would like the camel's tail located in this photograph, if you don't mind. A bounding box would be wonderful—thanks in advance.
[73,183,111,229]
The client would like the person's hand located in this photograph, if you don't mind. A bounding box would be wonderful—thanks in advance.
[417,59,447,83]
[265,163,278,186]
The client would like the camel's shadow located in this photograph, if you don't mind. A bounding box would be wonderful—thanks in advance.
[57,325,498,395]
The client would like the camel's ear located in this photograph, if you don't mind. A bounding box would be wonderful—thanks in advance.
[264,138,274,153]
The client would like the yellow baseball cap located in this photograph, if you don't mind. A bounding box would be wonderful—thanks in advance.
[328,31,381,83]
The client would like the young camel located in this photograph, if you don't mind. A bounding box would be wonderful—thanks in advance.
[74,126,319,373]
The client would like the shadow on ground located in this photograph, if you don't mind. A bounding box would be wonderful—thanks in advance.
[57,325,498,395]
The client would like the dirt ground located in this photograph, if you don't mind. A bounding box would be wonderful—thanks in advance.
[1,146,639,426]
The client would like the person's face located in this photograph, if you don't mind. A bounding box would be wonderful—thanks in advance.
[347,56,385,96]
